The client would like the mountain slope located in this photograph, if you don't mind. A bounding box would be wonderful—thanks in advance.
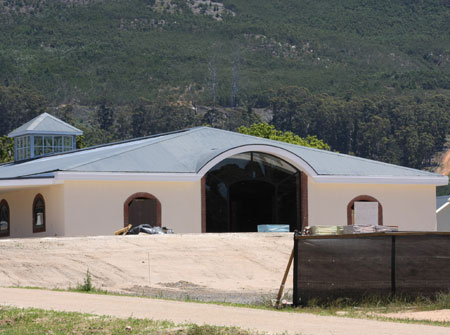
[0,0,449,105]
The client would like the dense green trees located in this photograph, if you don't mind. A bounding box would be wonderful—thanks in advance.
[269,87,450,168]
[0,85,47,137]
[0,0,449,105]
[1,83,449,170]
[0,1,449,173]
[238,122,330,150]
[0,136,13,163]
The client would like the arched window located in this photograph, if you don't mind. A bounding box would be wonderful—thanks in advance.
[124,192,161,228]
[347,195,383,226]
[33,194,46,233]
[0,200,10,237]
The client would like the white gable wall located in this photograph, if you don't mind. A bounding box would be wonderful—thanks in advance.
[308,178,437,231]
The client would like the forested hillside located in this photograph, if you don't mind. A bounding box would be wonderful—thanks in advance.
[1,0,450,169]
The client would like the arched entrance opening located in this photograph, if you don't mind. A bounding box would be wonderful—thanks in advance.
[204,152,302,232]
[124,192,161,228]
[230,180,275,232]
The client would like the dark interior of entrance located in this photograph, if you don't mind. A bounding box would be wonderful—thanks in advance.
[205,152,301,232]
[128,198,157,228]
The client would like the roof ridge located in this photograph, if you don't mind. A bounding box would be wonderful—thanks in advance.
[43,113,83,133]
[66,128,202,171]
[10,127,194,166]
[28,113,47,131]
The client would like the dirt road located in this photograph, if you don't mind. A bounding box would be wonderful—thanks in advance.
[0,234,293,303]
[0,288,448,335]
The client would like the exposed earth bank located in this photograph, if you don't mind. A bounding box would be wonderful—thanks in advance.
[0,233,293,304]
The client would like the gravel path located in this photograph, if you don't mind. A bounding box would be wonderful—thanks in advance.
[0,288,448,335]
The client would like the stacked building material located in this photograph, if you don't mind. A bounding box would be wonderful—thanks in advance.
[343,225,398,234]
[303,225,398,236]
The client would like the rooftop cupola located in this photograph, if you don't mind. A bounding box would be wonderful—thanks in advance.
[8,112,83,162]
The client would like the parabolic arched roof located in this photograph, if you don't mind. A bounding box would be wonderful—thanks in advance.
[0,127,446,185]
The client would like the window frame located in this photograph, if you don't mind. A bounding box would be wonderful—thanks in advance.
[33,135,74,158]
[347,195,383,226]
[0,199,10,237]
[32,194,46,233]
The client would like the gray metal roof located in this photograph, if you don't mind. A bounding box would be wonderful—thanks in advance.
[8,113,83,137]
[0,127,445,181]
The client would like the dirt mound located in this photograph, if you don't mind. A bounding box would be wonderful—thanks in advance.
[0,233,293,303]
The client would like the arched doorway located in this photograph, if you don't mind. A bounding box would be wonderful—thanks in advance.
[124,192,161,228]
[204,152,302,232]
[230,180,275,232]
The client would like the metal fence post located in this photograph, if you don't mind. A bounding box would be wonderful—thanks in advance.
[391,235,396,297]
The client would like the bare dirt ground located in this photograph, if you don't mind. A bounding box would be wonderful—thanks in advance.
[436,149,450,176]
[2,233,450,329]
[1,288,449,335]
[0,233,293,304]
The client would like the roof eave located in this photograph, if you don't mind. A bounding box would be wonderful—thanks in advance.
[0,171,446,185]
[0,178,62,189]
[314,175,448,185]
[8,130,83,137]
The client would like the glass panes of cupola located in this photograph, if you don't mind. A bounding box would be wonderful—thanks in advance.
[8,113,83,162]
[15,135,75,160]
[15,136,31,161]
[33,135,75,157]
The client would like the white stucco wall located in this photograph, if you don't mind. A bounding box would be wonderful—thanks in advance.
[307,178,437,231]
[0,185,65,238]
[0,175,438,238]
[62,180,202,236]
[437,203,450,232]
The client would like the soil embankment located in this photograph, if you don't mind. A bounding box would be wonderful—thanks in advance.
[436,149,450,176]
[0,233,293,303]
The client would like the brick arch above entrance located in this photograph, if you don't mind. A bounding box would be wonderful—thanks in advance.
[123,192,162,228]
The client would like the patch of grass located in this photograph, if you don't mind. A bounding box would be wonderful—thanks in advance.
[301,291,450,313]
[0,306,260,335]
[9,286,450,328]
[290,292,450,327]
[427,291,450,311]
[71,269,109,294]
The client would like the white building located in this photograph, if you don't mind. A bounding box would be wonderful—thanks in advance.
[0,113,447,238]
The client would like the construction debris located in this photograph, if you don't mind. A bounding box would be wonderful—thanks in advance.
[302,225,398,236]
[114,224,132,235]
[126,224,174,235]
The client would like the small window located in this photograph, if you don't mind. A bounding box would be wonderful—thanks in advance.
[347,195,383,226]
[33,194,46,233]
[15,135,31,160]
[0,200,10,237]
[64,136,73,151]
